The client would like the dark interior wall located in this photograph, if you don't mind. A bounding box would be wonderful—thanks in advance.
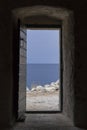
[0,8,13,126]
[0,0,87,128]
[74,9,87,127]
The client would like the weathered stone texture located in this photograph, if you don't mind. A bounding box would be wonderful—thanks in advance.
[18,28,26,119]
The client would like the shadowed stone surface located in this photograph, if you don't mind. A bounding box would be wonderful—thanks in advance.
[12,114,85,130]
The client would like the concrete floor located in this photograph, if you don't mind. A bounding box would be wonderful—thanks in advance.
[11,113,86,130]
[2,113,86,130]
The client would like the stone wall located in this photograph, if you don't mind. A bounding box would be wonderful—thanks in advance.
[18,28,26,120]
[62,12,75,120]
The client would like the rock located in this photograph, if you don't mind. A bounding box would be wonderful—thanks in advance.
[50,82,55,86]
[54,85,59,90]
[44,84,50,88]
[55,80,60,85]
[31,87,36,91]
[36,85,44,91]
[45,86,56,92]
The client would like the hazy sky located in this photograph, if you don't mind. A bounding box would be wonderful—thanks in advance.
[27,30,60,64]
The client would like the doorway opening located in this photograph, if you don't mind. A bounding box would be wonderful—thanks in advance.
[13,6,74,123]
[25,25,62,112]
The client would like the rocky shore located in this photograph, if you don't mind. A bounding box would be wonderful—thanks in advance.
[26,80,60,93]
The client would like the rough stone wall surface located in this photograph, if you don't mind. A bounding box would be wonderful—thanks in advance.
[0,0,87,129]
[63,14,75,120]
[18,28,26,119]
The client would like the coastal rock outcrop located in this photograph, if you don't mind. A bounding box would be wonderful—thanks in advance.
[27,80,60,93]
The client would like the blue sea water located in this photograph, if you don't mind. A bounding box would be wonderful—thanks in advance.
[26,64,60,89]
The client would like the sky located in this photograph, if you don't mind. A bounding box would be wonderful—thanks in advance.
[27,30,60,64]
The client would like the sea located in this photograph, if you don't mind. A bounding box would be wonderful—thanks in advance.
[26,64,60,89]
